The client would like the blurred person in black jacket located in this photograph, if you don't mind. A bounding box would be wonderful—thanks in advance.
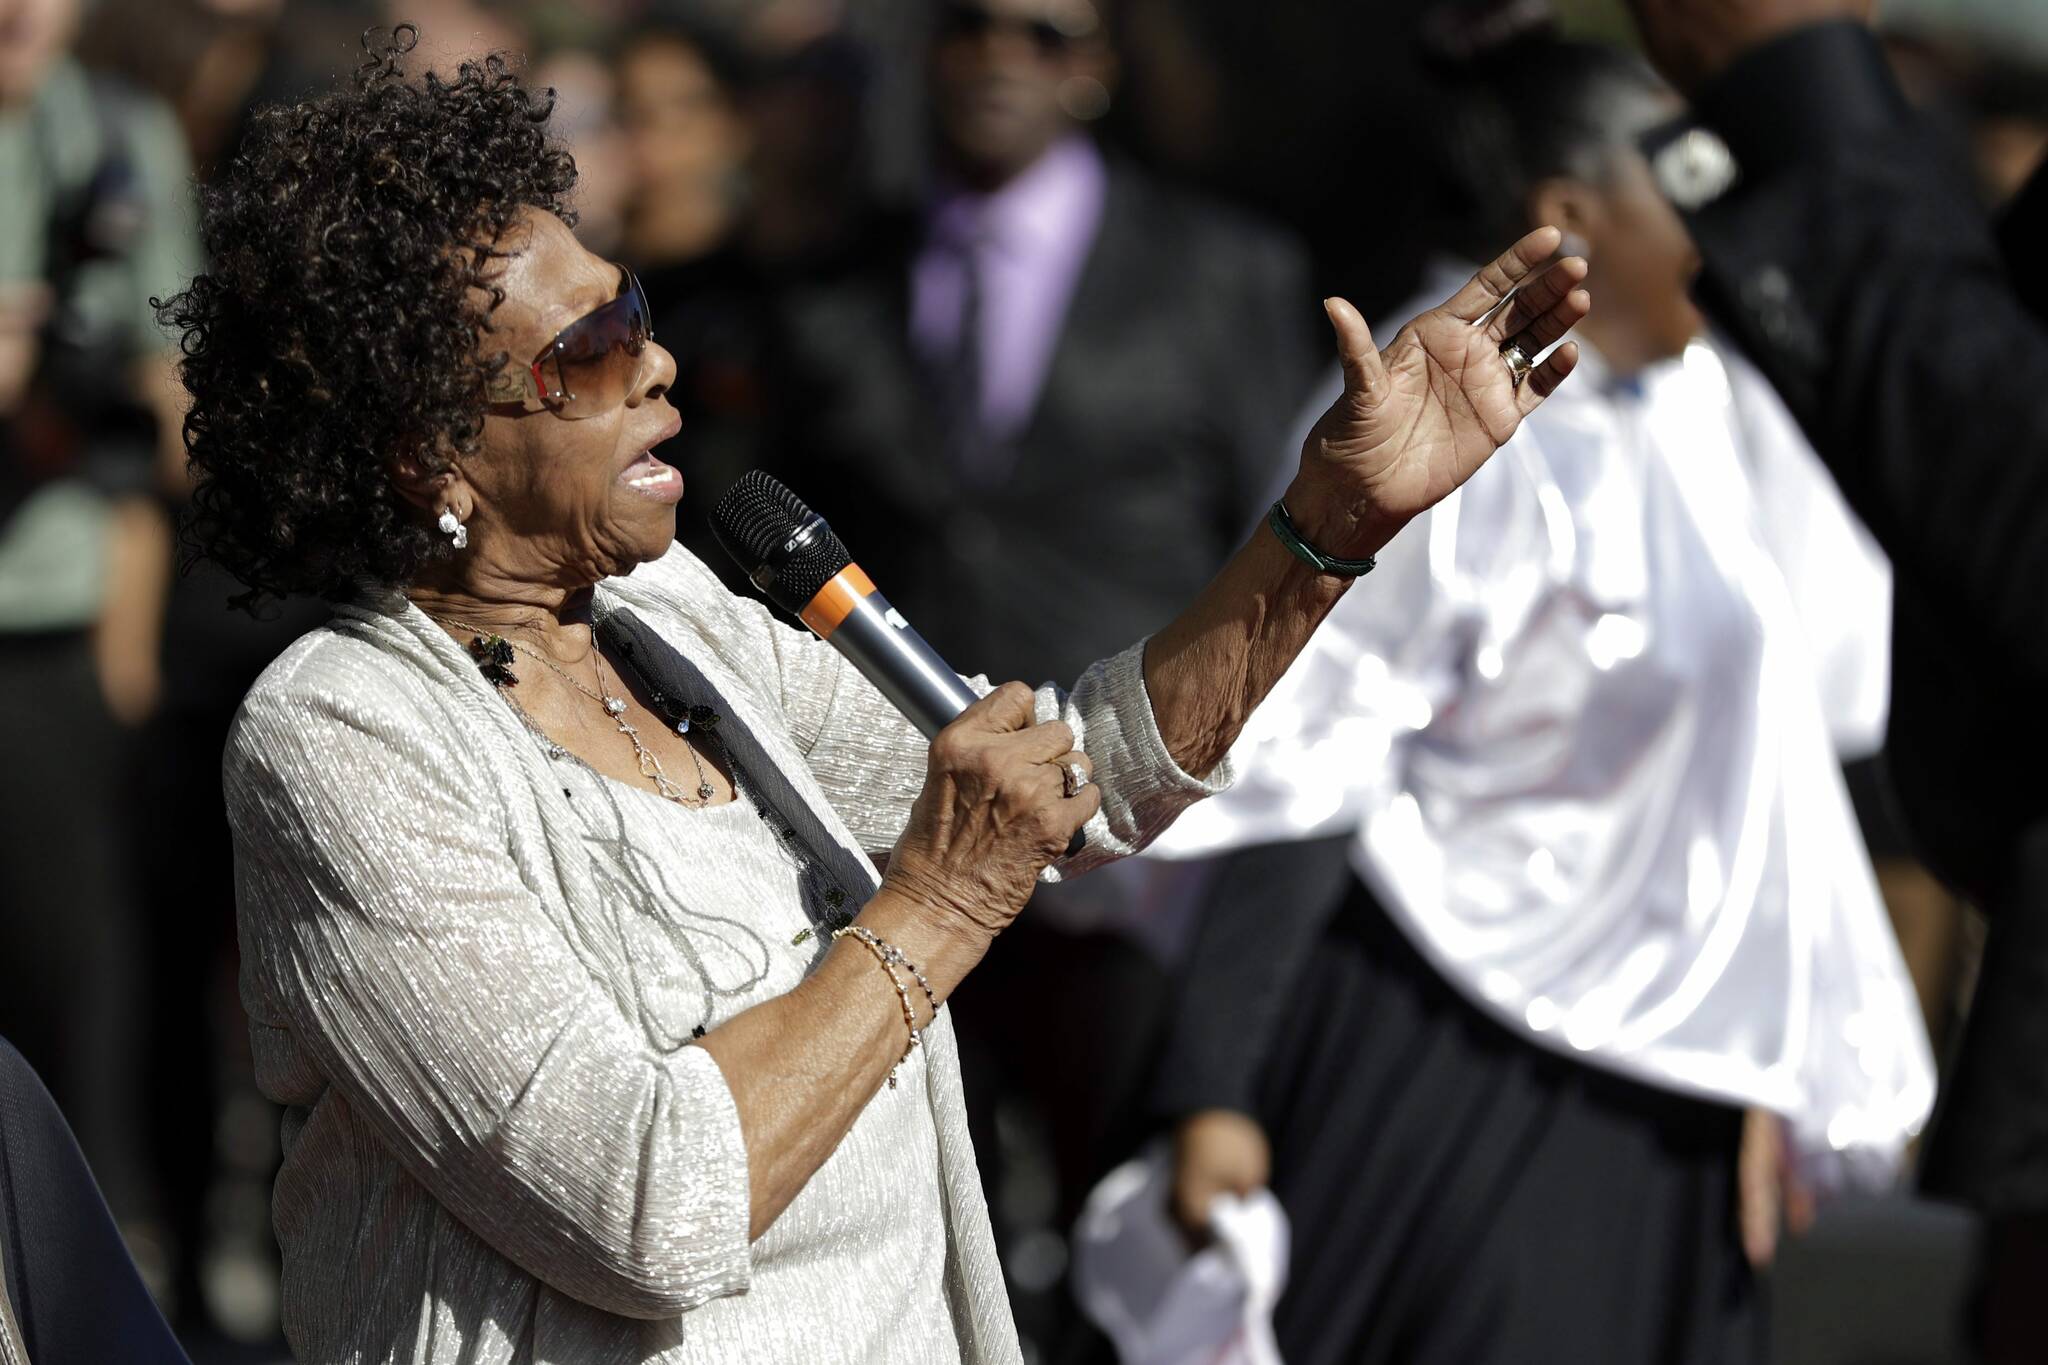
[732,0,1317,1346]
[619,18,888,595]
[615,13,774,594]
[1625,1,2048,1357]
[617,18,755,359]
[758,0,1315,688]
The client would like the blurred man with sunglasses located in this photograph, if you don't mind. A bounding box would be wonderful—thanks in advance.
[766,0,1315,711]
[742,0,1320,1350]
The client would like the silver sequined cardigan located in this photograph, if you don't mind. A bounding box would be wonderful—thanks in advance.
[0,1242,24,1365]
[222,542,1228,1363]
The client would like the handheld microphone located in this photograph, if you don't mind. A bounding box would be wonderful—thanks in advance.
[711,470,979,736]
[710,470,1083,854]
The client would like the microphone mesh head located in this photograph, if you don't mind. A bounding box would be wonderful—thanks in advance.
[710,469,853,613]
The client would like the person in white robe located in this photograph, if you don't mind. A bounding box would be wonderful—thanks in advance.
[1138,25,1934,1365]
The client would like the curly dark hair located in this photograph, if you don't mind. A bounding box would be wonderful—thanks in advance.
[159,26,578,607]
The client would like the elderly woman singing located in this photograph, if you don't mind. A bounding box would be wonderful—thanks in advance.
[173,30,1584,1365]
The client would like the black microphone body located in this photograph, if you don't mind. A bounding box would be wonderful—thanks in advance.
[711,470,1083,853]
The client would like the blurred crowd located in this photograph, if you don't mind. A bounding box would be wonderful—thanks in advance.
[2,0,2047,1360]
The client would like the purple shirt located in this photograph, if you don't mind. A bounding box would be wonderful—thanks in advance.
[911,136,1109,445]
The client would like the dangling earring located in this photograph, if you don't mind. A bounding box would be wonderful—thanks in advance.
[1057,75,1110,122]
[437,509,469,550]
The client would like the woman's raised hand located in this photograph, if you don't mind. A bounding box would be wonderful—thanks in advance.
[882,682,1099,952]
[1283,227,1590,561]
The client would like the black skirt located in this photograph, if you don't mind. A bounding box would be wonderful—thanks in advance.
[1254,879,1767,1365]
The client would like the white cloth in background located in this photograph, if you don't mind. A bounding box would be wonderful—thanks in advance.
[1152,264,1932,1191]
[1720,349,1892,758]
[1072,1145,1288,1365]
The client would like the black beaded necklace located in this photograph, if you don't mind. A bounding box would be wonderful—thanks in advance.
[429,614,723,805]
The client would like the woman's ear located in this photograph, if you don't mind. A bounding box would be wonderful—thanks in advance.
[1527,177,1603,259]
[389,447,465,521]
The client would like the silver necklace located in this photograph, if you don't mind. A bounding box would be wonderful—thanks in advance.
[428,615,718,805]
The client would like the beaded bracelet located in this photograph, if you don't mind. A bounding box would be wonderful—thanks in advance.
[838,924,941,1028]
[834,926,921,1089]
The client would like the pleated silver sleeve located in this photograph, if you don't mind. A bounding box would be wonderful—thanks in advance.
[0,1240,25,1365]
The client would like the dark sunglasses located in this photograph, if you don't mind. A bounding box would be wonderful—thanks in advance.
[936,2,1089,56]
[486,267,653,420]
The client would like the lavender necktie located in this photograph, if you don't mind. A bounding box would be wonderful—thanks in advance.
[931,237,996,485]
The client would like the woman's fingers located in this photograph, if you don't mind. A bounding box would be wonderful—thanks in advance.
[1517,342,1580,413]
[899,712,1094,936]
[1486,256,1590,344]
[1064,774,1103,828]
[999,715,1076,765]
[1053,748,1095,798]
[1029,746,1100,850]
[1496,267,1591,418]
[1440,226,1565,324]
[1503,284,1592,357]
[957,680,1038,734]
[939,687,1087,805]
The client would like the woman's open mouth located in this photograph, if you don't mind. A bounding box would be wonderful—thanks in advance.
[620,450,684,504]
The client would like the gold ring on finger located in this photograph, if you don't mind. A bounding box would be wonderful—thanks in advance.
[1500,339,1536,386]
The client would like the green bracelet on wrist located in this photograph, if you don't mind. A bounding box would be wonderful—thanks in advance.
[1266,500,1377,578]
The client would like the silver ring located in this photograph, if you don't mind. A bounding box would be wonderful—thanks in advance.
[1061,760,1091,799]
[1500,339,1535,386]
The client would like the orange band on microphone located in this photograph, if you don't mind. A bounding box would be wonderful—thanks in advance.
[799,563,877,637]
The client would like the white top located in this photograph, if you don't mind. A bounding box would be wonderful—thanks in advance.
[225,542,1227,1364]
[1154,268,1934,1187]
[561,771,960,1364]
